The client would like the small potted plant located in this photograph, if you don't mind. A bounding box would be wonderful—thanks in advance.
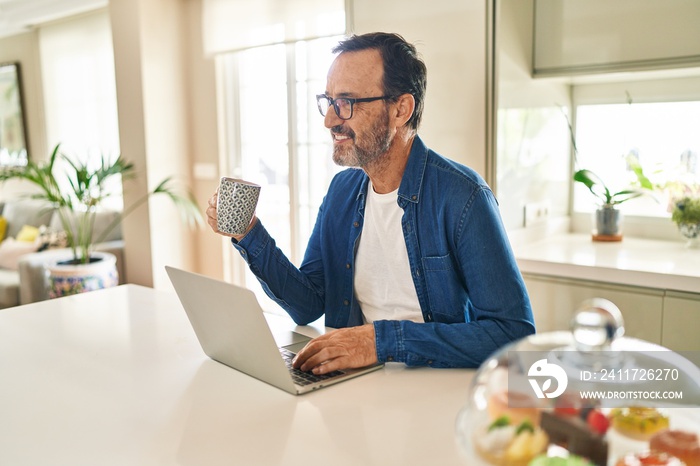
[573,162,653,241]
[671,197,700,248]
[0,143,202,297]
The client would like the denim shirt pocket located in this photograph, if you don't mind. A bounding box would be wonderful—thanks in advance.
[421,253,464,322]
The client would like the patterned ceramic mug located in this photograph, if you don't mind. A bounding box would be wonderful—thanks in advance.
[217,177,261,236]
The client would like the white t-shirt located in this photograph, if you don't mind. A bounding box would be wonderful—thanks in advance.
[354,182,423,323]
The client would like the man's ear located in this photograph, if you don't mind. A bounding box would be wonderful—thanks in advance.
[392,93,415,128]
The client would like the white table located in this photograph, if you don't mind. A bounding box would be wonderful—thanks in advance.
[0,285,475,466]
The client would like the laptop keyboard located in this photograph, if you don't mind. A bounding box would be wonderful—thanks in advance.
[279,348,345,386]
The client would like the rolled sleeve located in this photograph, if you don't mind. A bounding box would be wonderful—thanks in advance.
[373,320,404,363]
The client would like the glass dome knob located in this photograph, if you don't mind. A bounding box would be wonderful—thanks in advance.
[571,297,625,352]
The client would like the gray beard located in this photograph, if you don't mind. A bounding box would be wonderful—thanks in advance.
[332,110,392,169]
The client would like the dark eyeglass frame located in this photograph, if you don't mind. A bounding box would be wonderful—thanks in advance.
[315,94,394,120]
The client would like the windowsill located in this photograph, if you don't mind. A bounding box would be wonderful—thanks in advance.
[513,233,700,294]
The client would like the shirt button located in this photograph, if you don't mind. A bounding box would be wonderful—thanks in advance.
[387,356,394,362]
[353,221,360,227]
[343,299,350,306]
[346,263,351,269]
[412,195,417,201]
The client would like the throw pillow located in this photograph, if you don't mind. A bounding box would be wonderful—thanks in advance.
[16,224,40,242]
[0,237,41,270]
[0,216,7,242]
[2,200,54,239]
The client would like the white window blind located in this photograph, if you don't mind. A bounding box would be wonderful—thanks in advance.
[37,9,121,209]
[38,9,119,159]
[202,0,346,55]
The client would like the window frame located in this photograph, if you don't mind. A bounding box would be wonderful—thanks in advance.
[216,37,343,301]
[569,74,700,240]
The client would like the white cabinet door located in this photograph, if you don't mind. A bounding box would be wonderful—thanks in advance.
[534,0,700,76]
[662,292,700,351]
[523,274,664,344]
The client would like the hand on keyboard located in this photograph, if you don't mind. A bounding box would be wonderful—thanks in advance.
[280,348,344,386]
[291,325,378,375]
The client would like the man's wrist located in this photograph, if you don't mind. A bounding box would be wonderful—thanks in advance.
[373,320,403,363]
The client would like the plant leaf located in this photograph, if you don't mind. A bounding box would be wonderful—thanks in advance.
[573,169,610,204]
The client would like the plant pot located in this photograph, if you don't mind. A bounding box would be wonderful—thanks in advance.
[678,222,700,249]
[46,251,119,299]
[592,205,623,242]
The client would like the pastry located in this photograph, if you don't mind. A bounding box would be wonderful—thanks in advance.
[540,411,608,466]
[650,429,700,466]
[614,451,684,466]
[609,407,670,440]
[474,416,549,466]
[488,391,541,426]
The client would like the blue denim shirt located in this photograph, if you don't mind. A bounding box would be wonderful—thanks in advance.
[234,136,535,368]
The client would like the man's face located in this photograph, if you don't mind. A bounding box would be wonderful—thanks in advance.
[324,49,393,168]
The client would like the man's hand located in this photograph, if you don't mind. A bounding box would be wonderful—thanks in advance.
[292,324,378,375]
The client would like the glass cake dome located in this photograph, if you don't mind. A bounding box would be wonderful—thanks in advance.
[455,298,700,466]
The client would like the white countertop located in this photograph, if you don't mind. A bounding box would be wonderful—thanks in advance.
[2,284,698,465]
[514,234,700,294]
[0,284,476,466]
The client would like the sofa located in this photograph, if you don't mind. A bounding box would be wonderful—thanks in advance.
[0,199,125,309]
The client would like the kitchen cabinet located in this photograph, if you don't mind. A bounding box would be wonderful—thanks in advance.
[533,0,700,76]
[523,273,700,350]
[662,292,700,352]
[523,273,664,344]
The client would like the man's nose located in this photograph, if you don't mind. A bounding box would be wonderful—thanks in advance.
[324,106,343,128]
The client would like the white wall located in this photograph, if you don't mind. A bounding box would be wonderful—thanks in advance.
[183,0,226,281]
[495,0,572,231]
[351,0,489,175]
[0,32,47,198]
[110,0,197,288]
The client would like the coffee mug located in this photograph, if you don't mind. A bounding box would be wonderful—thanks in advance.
[217,177,261,235]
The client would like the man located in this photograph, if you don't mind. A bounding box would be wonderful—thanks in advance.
[207,32,535,375]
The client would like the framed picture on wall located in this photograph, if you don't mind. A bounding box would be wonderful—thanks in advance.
[0,62,28,167]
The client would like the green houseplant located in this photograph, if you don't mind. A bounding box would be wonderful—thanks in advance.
[573,167,653,207]
[0,143,202,296]
[565,93,657,240]
[573,163,653,240]
[671,197,700,248]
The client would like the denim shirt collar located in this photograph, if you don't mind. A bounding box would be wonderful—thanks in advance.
[354,135,429,208]
[397,135,428,205]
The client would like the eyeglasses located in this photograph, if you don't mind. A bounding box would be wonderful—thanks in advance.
[315,94,394,120]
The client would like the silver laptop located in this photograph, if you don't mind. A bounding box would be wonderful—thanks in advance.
[165,266,383,395]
